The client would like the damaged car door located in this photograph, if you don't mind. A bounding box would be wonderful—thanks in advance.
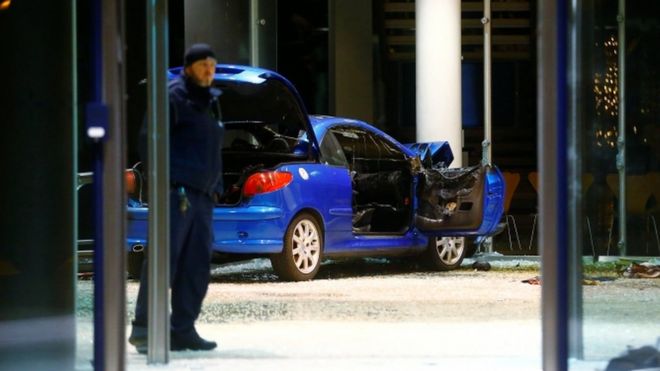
[325,124,504,238]
[412,152,504,237]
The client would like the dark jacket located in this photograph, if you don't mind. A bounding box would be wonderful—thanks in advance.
[140,74,225,197]
[169,74,224,196]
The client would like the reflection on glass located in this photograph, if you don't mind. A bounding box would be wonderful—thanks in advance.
[572,0,660,367]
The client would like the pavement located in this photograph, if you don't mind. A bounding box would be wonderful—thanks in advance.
[73,255,659,370]
[74,320,617,371]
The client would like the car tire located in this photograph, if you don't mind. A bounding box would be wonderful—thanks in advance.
[423,236,466,271]
[270,212,323,281]
[127,251,144,280]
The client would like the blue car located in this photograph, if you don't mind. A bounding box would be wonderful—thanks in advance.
[126,65,505,281]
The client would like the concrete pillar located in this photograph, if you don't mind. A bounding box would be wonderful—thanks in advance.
[416,0,462,167]
[329,0,373,123]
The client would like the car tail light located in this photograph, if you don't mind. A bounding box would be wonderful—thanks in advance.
[125,170,137,195]
[242,171,293,198]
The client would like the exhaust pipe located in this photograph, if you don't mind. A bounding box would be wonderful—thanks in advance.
[132,244,145,253]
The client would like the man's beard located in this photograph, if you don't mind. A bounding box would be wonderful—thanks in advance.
[195,77,213,87]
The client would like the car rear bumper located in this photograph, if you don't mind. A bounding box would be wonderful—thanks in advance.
[127,205,288,254]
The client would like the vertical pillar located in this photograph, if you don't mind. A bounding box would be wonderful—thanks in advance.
[616,0,626,256]
[250,0,278,70]
[0,1,76,369]
[101,0,127,369]
[482,0,494,252]
[539,1,569,370]
[146,0,170,363]
[482,0,492,166]
[416,0,462,167]
[329,0,373,123]
[567,0,584,360]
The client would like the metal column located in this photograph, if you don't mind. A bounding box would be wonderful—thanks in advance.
[88,2,107,368]
[616,0,627,256]
[482,0,492,167]
[482,0,494,253]
[88,1,128,369]
[567,0,585,360]
[250,0,278,70]
[146,0,170,364]
[101,0,128,369]
[538,1,569,370]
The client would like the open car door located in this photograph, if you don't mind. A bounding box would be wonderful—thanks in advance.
[406,143,505,237]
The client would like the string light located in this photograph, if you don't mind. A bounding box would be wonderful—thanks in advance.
[593,35,619,148]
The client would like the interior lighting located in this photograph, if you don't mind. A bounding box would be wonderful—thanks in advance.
[0,0,11,11]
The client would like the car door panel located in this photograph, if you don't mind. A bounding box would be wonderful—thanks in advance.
[415,165,504,236]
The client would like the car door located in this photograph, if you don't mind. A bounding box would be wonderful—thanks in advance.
[322,123,504,239]
[414,162,505,237]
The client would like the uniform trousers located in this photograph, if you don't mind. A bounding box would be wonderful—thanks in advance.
[134,186,214,336]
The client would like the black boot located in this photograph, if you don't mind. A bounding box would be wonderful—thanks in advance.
[170,328,217,351]
[128,322,147,354]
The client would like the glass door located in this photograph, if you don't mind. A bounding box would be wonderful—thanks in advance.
[569,0,660,366]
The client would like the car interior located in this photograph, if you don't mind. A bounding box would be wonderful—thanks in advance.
[328,126,414,234]
[215,79,314,205]
[325,126,487,234]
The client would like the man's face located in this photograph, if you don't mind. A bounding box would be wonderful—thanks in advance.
[185,57,217,87]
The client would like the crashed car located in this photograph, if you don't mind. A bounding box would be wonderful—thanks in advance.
[126,65,505,281]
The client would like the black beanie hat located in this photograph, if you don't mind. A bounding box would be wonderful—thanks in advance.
[184,43,216,66]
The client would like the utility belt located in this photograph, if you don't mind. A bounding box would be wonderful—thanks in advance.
[171,183,213,213]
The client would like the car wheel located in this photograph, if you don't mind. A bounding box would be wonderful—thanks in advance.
[270,212,323,281]
[423,236,466,271]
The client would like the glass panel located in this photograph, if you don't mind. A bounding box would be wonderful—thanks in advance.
[277,0,329,114]
[185,0,251,65]
[319,131,348,167]
[571,0,660,367]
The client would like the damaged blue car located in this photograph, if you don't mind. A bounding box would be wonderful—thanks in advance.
[126,65,505,281]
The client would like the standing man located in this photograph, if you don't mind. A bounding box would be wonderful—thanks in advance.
[130,44,224,353]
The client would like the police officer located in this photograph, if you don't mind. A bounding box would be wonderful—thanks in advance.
[129,43,224,353]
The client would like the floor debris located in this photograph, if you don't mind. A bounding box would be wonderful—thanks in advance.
[622,262,660,278]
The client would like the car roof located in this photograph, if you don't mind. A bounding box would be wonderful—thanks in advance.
[168,65,280,85]
[309,115,454,166]
[308,115,416,157]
